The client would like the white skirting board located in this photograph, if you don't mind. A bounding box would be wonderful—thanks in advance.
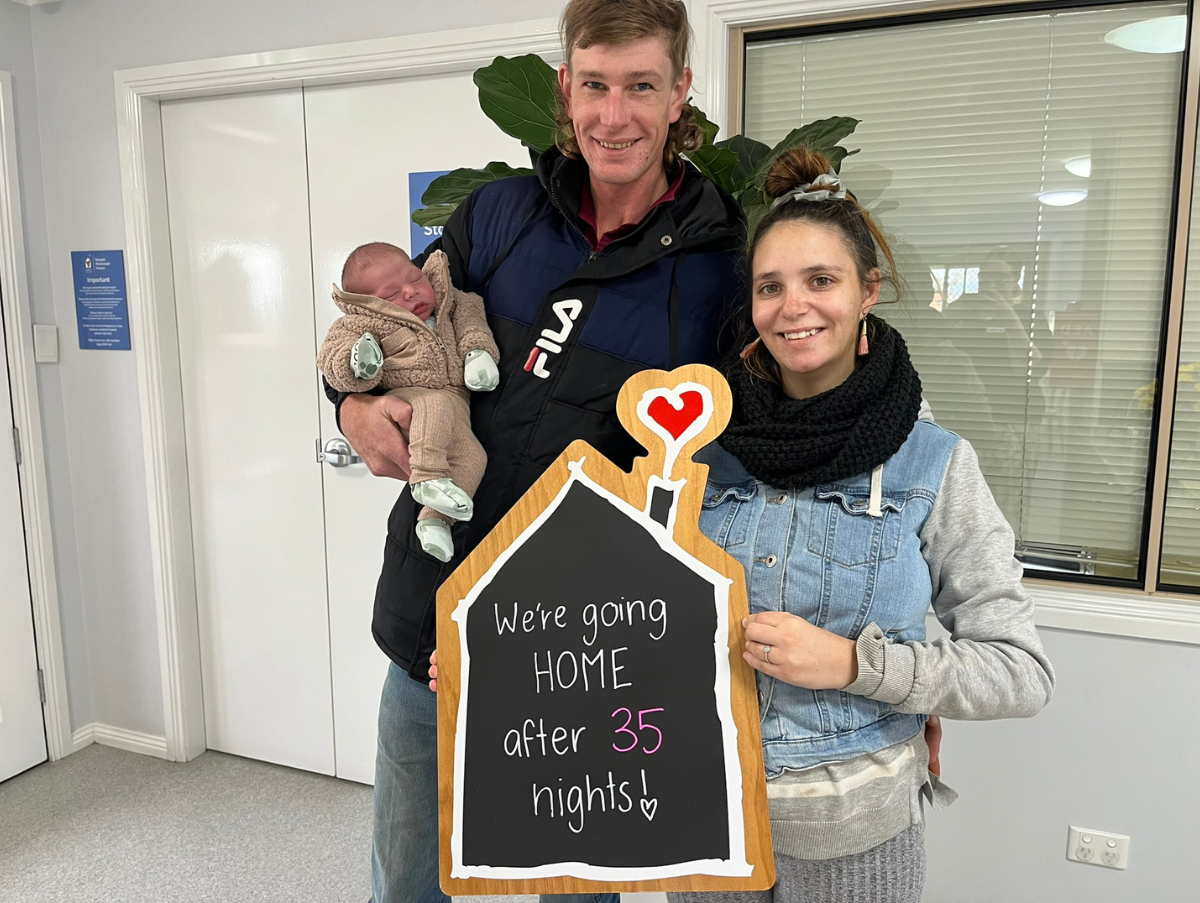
[71,723,170,759]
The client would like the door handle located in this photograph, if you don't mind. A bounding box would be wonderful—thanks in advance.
[319,437,362,467]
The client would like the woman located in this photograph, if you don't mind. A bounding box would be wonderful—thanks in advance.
[679,148,1055,902]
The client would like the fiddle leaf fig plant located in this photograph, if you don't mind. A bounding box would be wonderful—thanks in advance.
[473,54,561,152]
[412,53,861,233]
[684,108,740,192]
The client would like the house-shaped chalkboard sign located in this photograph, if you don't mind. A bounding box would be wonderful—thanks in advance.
[436,365,774,895]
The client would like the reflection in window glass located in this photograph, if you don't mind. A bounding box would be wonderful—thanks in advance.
[947,267,966,304]
[744,4,1183,580]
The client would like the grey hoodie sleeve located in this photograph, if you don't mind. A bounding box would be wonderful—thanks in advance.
[842,439,1055,719]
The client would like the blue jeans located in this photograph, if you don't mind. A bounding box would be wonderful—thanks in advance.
[370,661,620,903]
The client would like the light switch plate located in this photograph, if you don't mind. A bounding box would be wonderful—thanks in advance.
[32,324,58,362]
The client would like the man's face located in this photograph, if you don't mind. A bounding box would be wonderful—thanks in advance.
[558,36,691,192]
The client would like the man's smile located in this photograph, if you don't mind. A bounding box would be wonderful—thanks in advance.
[595,138,638,150]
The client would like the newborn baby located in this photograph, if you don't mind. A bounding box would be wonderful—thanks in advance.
[318,242,499,562]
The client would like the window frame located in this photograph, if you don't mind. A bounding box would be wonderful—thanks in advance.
[726,0,1200,606]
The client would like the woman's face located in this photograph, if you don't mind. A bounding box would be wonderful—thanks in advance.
[751,220,880,400]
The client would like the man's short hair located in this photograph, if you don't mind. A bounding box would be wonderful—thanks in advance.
[341,242,409,294]
[562,0,690,79]
[556,0,704,170]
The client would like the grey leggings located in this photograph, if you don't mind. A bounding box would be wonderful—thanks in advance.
[668,823,925,903]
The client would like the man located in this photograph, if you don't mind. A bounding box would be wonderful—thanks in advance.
[329,2,745,901]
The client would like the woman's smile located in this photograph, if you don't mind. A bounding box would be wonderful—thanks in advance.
[780,327,824,341]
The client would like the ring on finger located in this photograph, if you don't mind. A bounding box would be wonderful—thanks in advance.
[763,644,773,664]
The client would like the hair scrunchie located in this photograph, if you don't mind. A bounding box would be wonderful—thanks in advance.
[769,171,848,209]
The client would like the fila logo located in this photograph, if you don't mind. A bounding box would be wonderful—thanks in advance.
[524,298,583,379]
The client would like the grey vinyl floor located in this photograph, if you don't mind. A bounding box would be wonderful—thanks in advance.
[0,744,671,903]
[0,742,538,903]
[0,743,376,901]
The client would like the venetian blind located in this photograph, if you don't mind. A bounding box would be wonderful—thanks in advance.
[744,4,1183,579]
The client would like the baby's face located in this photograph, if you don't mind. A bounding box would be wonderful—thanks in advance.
[358,255,436,319]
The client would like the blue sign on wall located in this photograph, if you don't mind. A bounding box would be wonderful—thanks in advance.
[409,170,451,257]
[72,250,130,350]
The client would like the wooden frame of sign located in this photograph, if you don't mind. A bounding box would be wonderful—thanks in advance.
[436,364,774,894]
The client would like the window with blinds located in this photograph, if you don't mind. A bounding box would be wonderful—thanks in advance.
[744,3,1185,582]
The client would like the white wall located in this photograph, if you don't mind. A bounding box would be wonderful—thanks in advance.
[10,0,1200,897]
[0,0,93,730]
[21,0,564,737]
[925,627,1198,902]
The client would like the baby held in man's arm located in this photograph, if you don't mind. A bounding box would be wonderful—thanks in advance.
[318,242,499,562]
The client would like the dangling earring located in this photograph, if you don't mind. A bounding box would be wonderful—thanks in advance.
[740,337,762,360]
[858,317,869,356]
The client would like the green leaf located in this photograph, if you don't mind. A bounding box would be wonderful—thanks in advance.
[686,144,740,193]
[412,204,456,228]
[755,116,861,185]
[715,134,770,188]
[777,116,861,156]
[411,162,534,228]
[692,106,721,146]
[738,185,771,209]
[743,203,771,237]
[419,162,534,207]
[474,54,560,153]
[824,146,860,174]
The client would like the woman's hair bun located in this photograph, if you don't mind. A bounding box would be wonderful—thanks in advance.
[763,147,834,200]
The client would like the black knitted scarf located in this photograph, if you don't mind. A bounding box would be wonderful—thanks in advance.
[719,315,923,490]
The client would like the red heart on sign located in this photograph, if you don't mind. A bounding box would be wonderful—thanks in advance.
[646,391,705,440]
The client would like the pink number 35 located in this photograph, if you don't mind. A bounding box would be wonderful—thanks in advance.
[611,707,664,754]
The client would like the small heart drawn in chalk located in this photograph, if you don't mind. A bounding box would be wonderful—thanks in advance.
[640,797,658,821]
[647,391,704,440]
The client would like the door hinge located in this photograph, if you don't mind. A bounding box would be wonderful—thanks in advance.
[37,668,46,705]
[12,426,21,466]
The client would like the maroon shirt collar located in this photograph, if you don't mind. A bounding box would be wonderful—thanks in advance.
[578,166,685,253]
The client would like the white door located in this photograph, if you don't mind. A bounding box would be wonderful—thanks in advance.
[303,75,528,783]
[0,289,47,782]
[163,89,336,774]
[160,70,526,781]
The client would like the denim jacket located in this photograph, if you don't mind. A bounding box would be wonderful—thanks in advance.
[697,420,961,778]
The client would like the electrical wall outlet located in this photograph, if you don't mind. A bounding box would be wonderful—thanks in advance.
[1067,826,1129,870]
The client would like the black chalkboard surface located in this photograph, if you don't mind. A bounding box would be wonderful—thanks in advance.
[437,365,773,894]
[463,479,729,867]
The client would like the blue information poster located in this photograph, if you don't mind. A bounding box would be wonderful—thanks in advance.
[72,250,130,350]
[409,170,450,257]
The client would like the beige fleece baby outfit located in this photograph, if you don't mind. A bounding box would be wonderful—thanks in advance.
[318,250,499,525]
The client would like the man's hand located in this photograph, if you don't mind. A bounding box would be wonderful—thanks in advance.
[428,649,438,693]
[339,393,413,480]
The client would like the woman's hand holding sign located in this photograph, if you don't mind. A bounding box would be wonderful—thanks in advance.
[742,612,859,690]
